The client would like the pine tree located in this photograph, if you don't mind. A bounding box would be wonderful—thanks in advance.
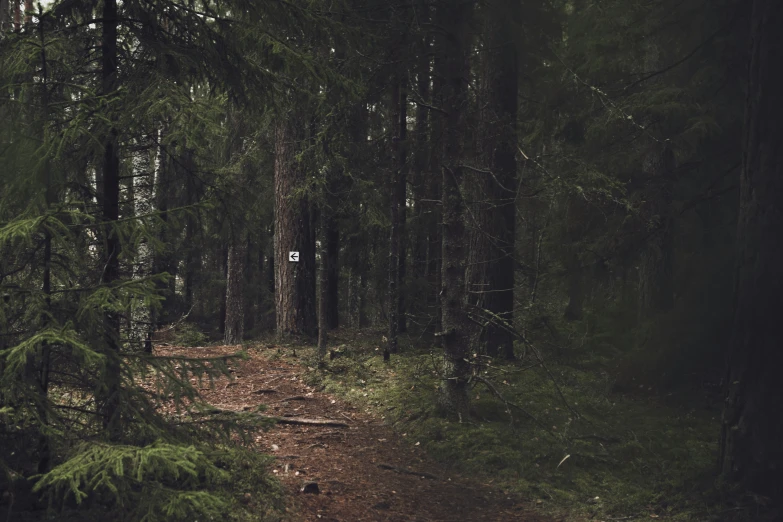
[466,0,520,360]
[436,0,472,418]
[0,1,292,517]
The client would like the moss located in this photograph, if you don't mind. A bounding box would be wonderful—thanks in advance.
[289,330,750,521]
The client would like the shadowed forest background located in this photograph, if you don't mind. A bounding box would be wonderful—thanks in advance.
[1,0,782,521]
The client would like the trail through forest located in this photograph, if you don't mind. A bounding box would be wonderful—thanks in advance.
[159,344,554,522]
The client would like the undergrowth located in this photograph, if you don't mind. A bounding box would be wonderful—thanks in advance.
[286,330,751,522]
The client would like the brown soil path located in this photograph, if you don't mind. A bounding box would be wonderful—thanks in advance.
[158,344,554,522]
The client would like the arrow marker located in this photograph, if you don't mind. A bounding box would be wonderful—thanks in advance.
[289,251,299,262]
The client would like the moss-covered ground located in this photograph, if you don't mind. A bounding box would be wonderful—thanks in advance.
[273,329,762,522]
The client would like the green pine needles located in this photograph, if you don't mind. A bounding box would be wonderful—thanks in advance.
[0,2,293,520]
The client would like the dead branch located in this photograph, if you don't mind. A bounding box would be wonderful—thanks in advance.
[201,408,349,427]
[269,416,349,427]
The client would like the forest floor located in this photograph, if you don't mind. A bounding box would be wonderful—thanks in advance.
[157,325,779,522]
[157,343,555,522]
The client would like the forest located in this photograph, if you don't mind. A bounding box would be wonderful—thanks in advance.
[1,0,781,521]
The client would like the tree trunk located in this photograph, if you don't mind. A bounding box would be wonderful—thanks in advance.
[387,78,402,358]
[183,176,199,314]
[411,30,431,287]
[398,73,409,334]
[429,36,445,347]
[267,229,275,297]
[12,0,19,32]
[348,268,360,328]
[0,0,10,34]
[718,0,783,499]
[151,136,179,328]
[326,215,339,329]
[274,117,317,338]
[637,144,675,321]
[484,17,517,360]
[218,243,228,336]
[437,0,471,418]
[245,239,262,333]
[224,233,246,345]
[636,36,676,322]
[466,1,518,359]
[37,25,53,473]
[99,0,122,441]
[318,209,329,361]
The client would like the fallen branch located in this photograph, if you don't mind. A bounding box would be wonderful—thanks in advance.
[200,408,349,427]
[252,388,278,394]
[269,416,349,428]
[377,463,439,480]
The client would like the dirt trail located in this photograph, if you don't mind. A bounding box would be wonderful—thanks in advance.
[158,345,553,522]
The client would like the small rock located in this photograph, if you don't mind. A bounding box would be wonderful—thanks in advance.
[301,481,320,494]
[373,501,391,510]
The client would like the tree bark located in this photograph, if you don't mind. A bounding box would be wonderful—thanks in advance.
[718,0,783,498]
[437,0,471,418]
[274,117,317,338]
[326,214,339,329]
[218,243,228,336]
[387,78,402,358]
[318,208,329,361]
[224,233,246,345]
